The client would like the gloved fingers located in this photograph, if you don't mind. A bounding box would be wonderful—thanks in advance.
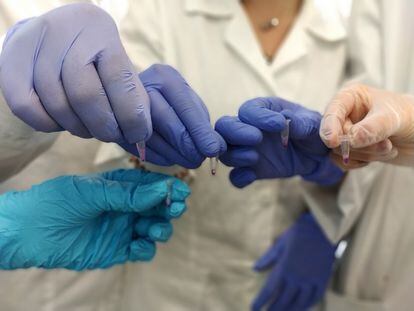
[307,284,325,308]
[251,276,284,311]
[147,131,203,169]
[215,116,263,146]
[141,64,227,157]
[32,25,92,138]
[329,153,369,171]
[84,176,168,213]
[291,284,314,311]
[93,29,152,143]
[332,139,398,162]
[348,111,398,148]
[0,19,62,132]
[135,217,173,242]
[219,147,259,168]
[320,84,371,148]
[280,109,320,140]
[239,98,286,132]
[268,281,299,311]
[61,42,125,143]
[99,169,191,204]
[139,202,187,220]
[142,87,204,165]
[119,142,174,166]
[229,168,257,188]
[254,240,285,271]
[129,238,156,262]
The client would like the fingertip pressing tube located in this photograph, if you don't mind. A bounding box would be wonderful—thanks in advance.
[339,135,350,165]
[136,141,146,162]
[281,119,291,148]
[210,157,219,176]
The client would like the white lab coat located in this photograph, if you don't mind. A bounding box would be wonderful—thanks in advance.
[96,1,349,310]
[306,1,414,310]
[0,0,349,310]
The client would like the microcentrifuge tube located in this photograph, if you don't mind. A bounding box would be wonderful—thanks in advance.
[339,135,350,165]
[281,119,291,148]
[210,157,219,176]
[166,179,173,206]
[136,141,146,162]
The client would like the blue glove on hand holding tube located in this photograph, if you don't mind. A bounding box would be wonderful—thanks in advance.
[0,3,152,144]
[252,213,337,311]
[215,97,344,188]
[121,64,227,168]
[0,4,226,169]
[0,169,190,270]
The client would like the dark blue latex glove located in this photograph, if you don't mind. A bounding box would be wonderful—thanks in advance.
[252,213,337,311]
[215,97,343,188]
[121,64,226,168]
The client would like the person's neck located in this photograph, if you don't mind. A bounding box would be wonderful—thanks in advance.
[242,0,302,20]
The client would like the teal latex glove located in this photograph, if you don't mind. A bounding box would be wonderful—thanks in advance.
[0,169,190,270]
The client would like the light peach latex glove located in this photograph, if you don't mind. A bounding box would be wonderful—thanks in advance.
[320,84,414,167]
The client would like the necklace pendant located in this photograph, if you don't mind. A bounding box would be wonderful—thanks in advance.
[261,17,280,31]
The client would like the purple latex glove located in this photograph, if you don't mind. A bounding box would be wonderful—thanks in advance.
[120,65,227,168]
[0,3,151,144]
[215,97,344,188]
[252,213,337,311]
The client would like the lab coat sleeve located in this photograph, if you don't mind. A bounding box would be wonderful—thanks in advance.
[119,0,165,71]
[302,0,384,243]
[0,90,57,183]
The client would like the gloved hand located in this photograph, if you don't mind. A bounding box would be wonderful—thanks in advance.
[0,3,152,144]
[215,97,343,188]
[0,169,191,270]
[120,64,227,168]
[320,84,414,167]
[252,213,337,311]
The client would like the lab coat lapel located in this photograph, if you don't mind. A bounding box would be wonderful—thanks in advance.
[271,0,347,74]
[224,5,276,93]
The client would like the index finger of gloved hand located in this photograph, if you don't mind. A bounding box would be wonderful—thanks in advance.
[141,86,204,164]
[86,176,169,213]
[290,284,314,311]
[0,19,61,132]
[100,169,190,204]
[135,217,173,242]
[348,111,397,148]
[147,131,203,169]
[129,238,156,262]
[139,202,187,220]
[119,142,174,166]
[320,85,369,148]
[219,147,259,168]
[239,98,287,132]
[215,116,263,146]
[251,274,284,311]
[141,64,226,156]
[93,30,152,143]
[281,109,321,140]
[269,280,299,311]
[229,168,257,188]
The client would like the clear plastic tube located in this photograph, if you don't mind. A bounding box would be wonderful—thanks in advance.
[136,141,146,162]
[281,119,291,147]
[166,179,173,206]
[339,135,350,165]
[210,157,218,176]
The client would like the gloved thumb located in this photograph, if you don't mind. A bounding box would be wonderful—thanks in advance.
[349,110,399,148]
[254,238,285,271]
